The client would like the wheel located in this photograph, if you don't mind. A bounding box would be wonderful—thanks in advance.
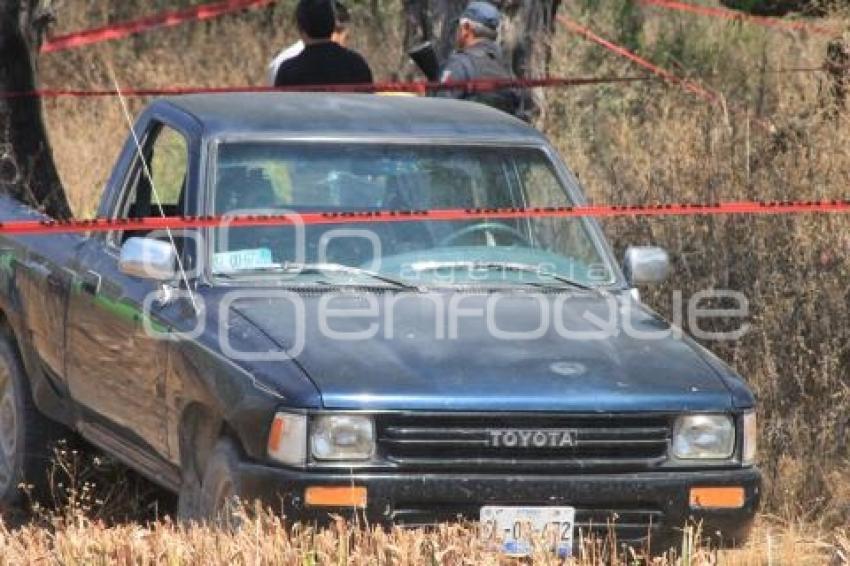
[0,335,59,508]
[197,437,244,523]
[176,474,201,521]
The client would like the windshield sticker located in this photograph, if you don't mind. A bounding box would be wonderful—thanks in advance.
[213,248,274,273]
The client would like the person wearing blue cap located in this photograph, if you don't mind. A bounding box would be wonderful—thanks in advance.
[436,1,524,118]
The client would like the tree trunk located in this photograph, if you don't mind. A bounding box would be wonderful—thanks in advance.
[0,0,72,219]
[497,0,562,81]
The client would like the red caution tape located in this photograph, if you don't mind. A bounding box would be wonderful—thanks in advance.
[4,66,839,100]
[41,0,276,54]
[0,75,656,99]
[638,0,836,35]
[4,200,850,236]
[558,15,719,104]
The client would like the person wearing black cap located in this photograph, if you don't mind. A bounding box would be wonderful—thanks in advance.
[273,0,372,88]
[437,1,524,118]
[267,1,353,85]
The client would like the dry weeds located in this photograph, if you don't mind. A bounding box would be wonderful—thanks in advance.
[0,508,845,565]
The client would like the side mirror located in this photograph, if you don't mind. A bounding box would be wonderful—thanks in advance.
[623,246,670,286]
[119,237,177,281]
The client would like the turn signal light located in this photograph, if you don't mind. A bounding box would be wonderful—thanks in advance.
[689,486,745,509]
[305,486,367,508]
[268,417,284,451]
[267,412,307,466]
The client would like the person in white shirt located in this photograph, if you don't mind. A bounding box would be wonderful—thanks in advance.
[266,0,352,85]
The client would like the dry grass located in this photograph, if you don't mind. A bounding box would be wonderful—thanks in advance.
[0,511,846,565]
[17,0,850,562]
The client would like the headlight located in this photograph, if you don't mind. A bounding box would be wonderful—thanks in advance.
[311,415,375,461]
[673,414,734,460]
[267,412,307,466]
[742,411,757,465]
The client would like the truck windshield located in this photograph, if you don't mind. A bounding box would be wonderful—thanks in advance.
[210,142,616,287]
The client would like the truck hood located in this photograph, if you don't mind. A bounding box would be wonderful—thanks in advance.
[230,290,732,412]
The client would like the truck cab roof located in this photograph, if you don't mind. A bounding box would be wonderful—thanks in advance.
[158,93,546,142]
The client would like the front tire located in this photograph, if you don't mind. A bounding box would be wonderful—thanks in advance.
[0,335,58,508]
[198,438,244,522]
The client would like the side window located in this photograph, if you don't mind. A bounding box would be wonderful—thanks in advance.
[111,124,189,246]
[150,127,188,208]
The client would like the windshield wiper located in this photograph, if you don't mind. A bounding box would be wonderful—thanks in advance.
[216,262,424,292]
[409,260,597,292]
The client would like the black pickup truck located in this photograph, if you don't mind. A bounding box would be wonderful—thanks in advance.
[0,94,758,555]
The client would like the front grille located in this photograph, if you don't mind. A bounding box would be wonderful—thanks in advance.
[377,413,671,472]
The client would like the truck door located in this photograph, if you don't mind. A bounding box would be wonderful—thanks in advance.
[13,232,82,383]
[65,122,194,460]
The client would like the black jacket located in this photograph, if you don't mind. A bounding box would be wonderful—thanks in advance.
[274,42,373,88]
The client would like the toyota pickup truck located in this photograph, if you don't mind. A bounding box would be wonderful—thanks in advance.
[0,93,759,554]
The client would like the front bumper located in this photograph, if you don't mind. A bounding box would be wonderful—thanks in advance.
[237,462,760,547]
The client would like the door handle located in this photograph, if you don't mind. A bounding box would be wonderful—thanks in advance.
[20,258,49,278]
[80,271,101,295]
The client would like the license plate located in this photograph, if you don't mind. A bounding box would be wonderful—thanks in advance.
[480,506,575,557]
